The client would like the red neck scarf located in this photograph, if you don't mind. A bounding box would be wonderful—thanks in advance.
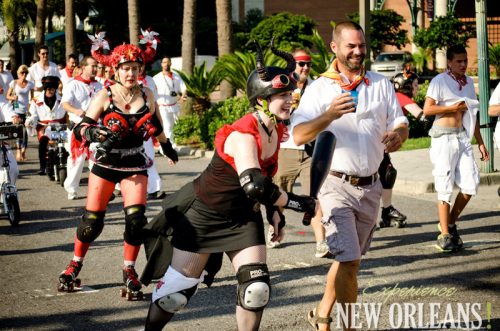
[321,59,369,91]
[75,74,95,85]
[65,67,73,78]
[165,71,173,79]
[446,69,468,91]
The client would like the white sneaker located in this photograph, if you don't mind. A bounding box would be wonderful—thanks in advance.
[266,226,281,248]
[67,192,78,200]
[315,240,331,258]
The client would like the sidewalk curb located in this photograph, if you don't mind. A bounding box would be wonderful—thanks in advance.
[393,172,500,194]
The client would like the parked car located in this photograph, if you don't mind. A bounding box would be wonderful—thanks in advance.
[371,51,413,79]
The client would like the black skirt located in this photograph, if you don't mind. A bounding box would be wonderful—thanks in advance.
[170,184,265,253]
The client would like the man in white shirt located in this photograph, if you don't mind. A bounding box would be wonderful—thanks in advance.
[61,56,102,200]
[423,45,489,253]
[0,60,14,97]
[27,45,61,97]
[292,22,408,330]
[59,53,78,85]
[153,56,186,146]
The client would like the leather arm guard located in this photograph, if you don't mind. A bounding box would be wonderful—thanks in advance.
[160,139,178,162]
[285,192,316,214]
[239,168,281,205]
[265,205,286,230]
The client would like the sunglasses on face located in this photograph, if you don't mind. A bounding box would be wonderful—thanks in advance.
[297,61,312,68]
[40,52,48,56]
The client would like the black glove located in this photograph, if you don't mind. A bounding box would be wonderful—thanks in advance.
[265,206,286,230]
[285,192,316,214]
[84,125,112,144]
[160,139,178,162]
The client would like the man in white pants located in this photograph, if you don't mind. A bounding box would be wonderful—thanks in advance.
[61,56,102,200]
[141,65,167,199]
[153,56,186,146]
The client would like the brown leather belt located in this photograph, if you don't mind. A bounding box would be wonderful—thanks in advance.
[330,171,378,187]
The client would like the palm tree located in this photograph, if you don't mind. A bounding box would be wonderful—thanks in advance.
[215,0,234,99]
[127,0,140,45]
[1,0,35,73]
[35,0,47,54]
[64,0,76,57]
[181,0,196,75]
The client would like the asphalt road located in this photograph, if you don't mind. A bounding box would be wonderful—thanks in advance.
[0,145,498,331]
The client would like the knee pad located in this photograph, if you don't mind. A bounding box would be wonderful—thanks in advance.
[236,263,270,311]
[378,154,397,189]
[124,205,147,246]
[156,284,198,313]
[76,210,105,243]
[154,267,201,313]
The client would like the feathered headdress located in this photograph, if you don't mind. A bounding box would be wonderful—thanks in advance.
[88,29,159,67]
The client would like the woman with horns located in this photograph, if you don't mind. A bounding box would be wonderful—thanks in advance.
[57,30,178,297]
[143,40,317,330]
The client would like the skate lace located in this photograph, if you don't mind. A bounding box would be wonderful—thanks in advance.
[65,261,82,276]
[124,266,140,286]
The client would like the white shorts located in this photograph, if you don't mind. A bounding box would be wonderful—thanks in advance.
[429,132,480,203]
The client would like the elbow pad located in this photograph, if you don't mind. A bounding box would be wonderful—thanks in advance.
[239,168,281,205]
[73,116,97,141]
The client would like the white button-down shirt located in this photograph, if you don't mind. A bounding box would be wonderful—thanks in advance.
[61,79,103,124]
[291,71,408,176]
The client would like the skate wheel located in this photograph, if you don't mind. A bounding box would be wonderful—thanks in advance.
[74,279,81,287]
[127,292,133,301]
[57,283,66,292]
[120,288,127,297]
[137,291,144,301]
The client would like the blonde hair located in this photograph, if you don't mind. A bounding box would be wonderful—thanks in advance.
[17,64,29,74]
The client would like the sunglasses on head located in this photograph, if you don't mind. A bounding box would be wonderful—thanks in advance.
[297,61,312,68]
[271,72,299,89]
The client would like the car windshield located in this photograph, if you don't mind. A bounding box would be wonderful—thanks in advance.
[375,54,406,62]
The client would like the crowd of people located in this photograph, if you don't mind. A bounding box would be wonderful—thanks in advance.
[0,20,497,331]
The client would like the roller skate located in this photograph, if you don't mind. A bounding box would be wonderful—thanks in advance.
[379,205,407,228]
[120,265,143,301]
[58,260,83,292]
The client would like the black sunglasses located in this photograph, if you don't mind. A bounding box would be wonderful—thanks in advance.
[297,61,312,67]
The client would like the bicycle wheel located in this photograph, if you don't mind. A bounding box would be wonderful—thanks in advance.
[6,195,21,226]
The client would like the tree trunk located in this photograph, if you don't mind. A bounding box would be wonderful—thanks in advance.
[8,31,20,75]
[35,0,47,58]
[128,0,140,45]
[216,0,234,99]
[181,0,196,75]
[64,0,76,58]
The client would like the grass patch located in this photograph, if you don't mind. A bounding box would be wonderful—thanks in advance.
[400,137,431,151]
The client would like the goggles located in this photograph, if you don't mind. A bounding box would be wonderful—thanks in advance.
[297,61,312,68]
[271,72,299,89]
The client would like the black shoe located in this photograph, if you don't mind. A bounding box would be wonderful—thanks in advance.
[148,191,167,200]
[38,169,46,176]
[108,193,116,202]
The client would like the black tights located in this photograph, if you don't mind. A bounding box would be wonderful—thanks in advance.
[144,302,174,331]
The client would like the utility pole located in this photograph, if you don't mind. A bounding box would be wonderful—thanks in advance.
[475,0,494,172]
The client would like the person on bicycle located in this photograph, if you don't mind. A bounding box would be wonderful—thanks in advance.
[0,90,19,185]
[28,76,66,176]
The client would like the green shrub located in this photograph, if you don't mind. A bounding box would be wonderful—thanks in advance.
[414,80,429,108]
[202,96,251,149]
[172,115,202,146]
